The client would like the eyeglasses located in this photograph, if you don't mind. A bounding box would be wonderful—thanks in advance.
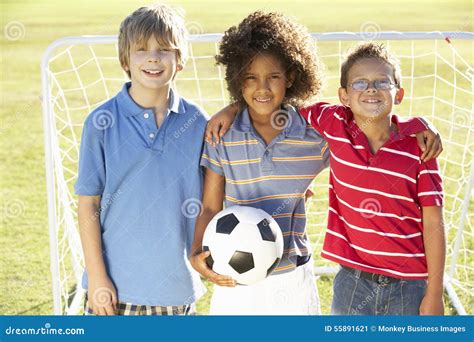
[349,79,397,91]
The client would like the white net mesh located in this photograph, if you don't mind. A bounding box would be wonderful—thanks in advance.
[42,33,473,315]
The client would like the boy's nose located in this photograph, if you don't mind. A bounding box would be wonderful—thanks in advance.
[147,51,161,62]
[257,79,270,90]
[365,85,378,93]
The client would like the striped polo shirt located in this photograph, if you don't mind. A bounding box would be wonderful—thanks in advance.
[201,105,329,274]
[300,102,443,280]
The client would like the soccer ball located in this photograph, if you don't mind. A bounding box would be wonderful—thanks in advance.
[202,205,284,285]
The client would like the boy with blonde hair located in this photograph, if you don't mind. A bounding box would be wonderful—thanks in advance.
[75,4,207,315]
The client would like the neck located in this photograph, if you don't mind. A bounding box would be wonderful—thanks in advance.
[129,83,171,113]
[354,114,394,142]
[247,109,271,126]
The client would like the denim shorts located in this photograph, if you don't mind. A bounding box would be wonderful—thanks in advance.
[331,266,427,315]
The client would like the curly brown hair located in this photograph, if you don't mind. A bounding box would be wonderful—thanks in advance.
[340,42,402,88]
[215,11,323,108]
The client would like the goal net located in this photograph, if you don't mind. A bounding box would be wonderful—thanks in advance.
[41,32,473,315]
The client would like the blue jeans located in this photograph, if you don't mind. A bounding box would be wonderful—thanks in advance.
[331,266,427,315]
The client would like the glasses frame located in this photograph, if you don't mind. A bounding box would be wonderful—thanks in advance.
[349,79,398,91]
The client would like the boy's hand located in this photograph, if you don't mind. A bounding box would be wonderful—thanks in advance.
[190,251,237,287]
[415,128,443,162]
[419,292,444,315]
[87,275,118,315]
[304,189,314,203]
[205,104,239,147]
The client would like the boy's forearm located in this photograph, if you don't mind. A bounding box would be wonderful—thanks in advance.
[422,209,446,295]
[78,197,107,278]
[191,208,220,256]
[215,103,239,120]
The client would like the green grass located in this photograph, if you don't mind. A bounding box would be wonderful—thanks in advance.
[1,0,473,315]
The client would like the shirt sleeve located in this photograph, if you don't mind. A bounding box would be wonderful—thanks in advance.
[397,117,430,135]
[299,102,349,136]
[321,141,330,169]
[200,140,224,176]
[74,115,106,196]
[417,158,444,207]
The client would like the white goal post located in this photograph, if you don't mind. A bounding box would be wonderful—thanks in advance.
[41,32,474,315]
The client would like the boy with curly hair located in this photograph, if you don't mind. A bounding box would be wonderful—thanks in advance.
[190,11,328,314]
[75,4,207,315]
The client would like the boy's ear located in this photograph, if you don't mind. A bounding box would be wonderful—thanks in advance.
[338,87,349,106]
[176,64,183,72]
[394,87,404,104]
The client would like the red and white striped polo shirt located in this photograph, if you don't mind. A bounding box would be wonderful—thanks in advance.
[300,102,443,279]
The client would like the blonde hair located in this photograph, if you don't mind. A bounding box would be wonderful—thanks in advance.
[118,4,188,78]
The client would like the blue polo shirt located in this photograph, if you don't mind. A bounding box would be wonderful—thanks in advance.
[75,82,208,306]
[200,106,329,274]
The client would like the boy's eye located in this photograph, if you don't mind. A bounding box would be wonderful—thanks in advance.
[271,75,281,79]
[245,76,256,80]
[350,80,369,91]
[375,80,393,90]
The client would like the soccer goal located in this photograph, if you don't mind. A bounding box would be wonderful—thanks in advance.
[41,32,474,315]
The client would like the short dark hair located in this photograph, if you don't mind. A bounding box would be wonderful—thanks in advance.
[216,11,323,108]
[340,42,402,88]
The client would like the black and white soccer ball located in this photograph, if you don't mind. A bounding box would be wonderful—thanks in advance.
[202,205,284,285]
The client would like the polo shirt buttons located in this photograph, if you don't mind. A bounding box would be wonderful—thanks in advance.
[149,133,155,139]
[144,113,150,119]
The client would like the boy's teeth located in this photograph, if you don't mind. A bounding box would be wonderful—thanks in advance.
[256,97,271,102]
[145,70,161,74]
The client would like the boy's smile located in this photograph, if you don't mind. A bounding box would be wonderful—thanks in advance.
[338,58,404,120]
[242,54,292,119]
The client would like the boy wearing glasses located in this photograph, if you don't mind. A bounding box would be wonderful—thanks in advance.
[299,43,445,315]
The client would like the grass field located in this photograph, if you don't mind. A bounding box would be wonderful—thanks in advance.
[1,0,473,315]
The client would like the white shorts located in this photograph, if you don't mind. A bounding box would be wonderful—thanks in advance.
[209,261,320,315]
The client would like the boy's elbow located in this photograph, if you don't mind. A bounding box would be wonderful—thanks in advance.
[78,195,101,216]
[200,206,221,220]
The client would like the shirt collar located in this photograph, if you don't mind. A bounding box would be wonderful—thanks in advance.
[232,104,306,139]
[117,82,185,117]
